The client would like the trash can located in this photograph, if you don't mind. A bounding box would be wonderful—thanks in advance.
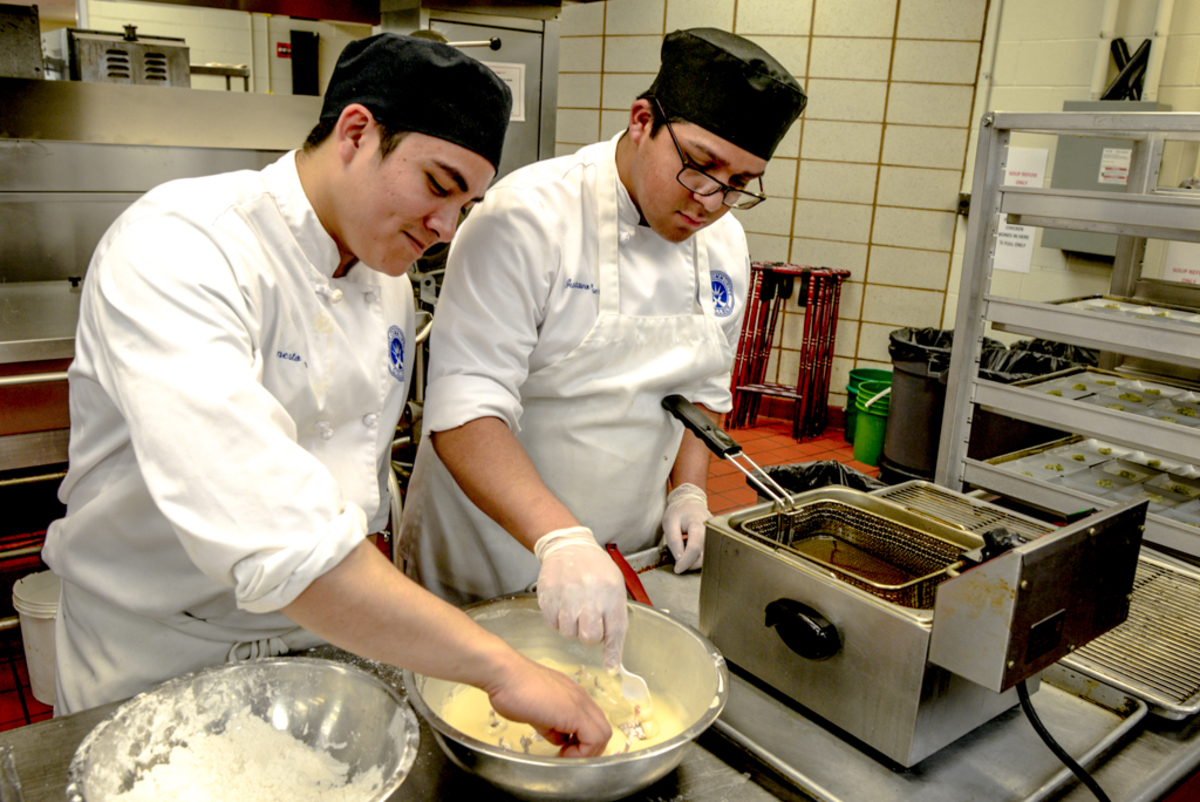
[844,368,892,444]
[882,328,1075,482]
[853,379,891,467]
[747,459,887,501]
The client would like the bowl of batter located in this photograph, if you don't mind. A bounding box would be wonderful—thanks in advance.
[403,594,728,802]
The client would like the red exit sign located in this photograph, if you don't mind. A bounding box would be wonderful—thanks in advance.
[277,42,291,58]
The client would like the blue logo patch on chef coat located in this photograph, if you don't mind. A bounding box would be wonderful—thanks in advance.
[711,270,734,318]
[388,326,406,382]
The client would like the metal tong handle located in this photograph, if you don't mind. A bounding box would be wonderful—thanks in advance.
[661,395,794,509]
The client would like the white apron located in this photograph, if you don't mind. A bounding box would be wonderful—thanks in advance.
[403,149,732,606]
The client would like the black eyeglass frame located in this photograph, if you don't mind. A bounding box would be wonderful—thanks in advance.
[653,99,768,211]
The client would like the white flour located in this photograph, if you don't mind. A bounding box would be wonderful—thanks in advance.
[113,708,383,802]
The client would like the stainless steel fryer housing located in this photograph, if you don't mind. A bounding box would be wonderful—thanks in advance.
[700,486,1020,767]
[700,485,1145,767]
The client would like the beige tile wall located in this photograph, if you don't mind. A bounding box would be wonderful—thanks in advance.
[557,0,988,414]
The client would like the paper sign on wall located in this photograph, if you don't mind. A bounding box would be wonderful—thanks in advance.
[993,147,1048,274]
[1098,148,1132,185]
[1165,241,1200,285]
[483,62,525,122]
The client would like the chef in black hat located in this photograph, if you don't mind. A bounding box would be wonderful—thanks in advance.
[402,29,806,670]
[44,33,613,754]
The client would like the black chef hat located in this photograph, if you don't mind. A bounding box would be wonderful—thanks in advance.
[643,28,807,160]
[320,33,512,170]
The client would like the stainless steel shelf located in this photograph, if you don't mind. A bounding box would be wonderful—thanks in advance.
[987,297,1200,370]
[972,379,1200,466]
[1002,186,1200,243]
[961,458,1200,556]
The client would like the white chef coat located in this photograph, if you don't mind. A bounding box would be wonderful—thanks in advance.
[42,152,415,714]
[400,134,750,605]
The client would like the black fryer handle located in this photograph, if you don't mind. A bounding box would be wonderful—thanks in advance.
[765,598,841,661]
[662,395,741,458]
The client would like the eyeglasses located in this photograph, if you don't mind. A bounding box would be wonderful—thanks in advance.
[655,99,767,210]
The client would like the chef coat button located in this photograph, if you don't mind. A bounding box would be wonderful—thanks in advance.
[330,288,343,303]
[365,288,380,302]
[619,230,634,244]
[362,413,378,426]
[320,427,334,440]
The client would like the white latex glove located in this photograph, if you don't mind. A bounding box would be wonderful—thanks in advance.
[662,483,709,574]
[535,526,628,671]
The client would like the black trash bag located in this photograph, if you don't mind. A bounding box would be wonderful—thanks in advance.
[888,327,1005,378]
[1011,338,1100,367]
[978,350,1077,384]
[747,460,887,499]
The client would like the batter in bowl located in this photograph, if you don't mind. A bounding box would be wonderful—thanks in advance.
[438,652,686,755]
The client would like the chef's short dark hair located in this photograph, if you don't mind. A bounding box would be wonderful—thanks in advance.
[302,117,410,159]
[637,91,688,138]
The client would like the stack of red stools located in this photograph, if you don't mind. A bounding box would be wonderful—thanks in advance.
[728,262,850,440]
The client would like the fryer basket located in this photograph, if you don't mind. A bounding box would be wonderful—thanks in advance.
[739,500,966,608]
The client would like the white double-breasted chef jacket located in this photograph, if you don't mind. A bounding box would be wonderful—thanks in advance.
[43,152,414,714]
[400,134,750,605]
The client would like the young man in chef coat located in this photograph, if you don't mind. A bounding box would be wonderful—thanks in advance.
[41,33,613,755]
[401,29,807,669]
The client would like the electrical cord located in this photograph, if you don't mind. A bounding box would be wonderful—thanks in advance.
[1017,680,1112,802]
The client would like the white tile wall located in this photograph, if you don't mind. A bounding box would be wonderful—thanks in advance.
[882,125,969,170]
[895,0,987,41]
[861,284,944,326]
[800,120,883,163]
[735,0,812,37]
[790,237,869,273]
[733,199,794,237]
[808,38,892,81]
[560,2,605,37]
[872,207,957,251]
[1162,35,1200,86]
[664,0,735,31]
[812,0,897,38]
[891,41,980,84]
[857,322,898,362]
[998,2,1104,41]
[557,108,601,145]
[876,166,961,212]
[600,110,630,140]
[601,73,655,109]
[762,157,799,198]
[559,36,603,72]
[604,0,666,36]
[868,245,950,290]
[886,84,975,128]
[558,73,601,109]
[797,160,880,204]
[793,200,873,243]
[833,317,859,357]
[745,233,791,263]
[838,280,864,319]
[804,79,888,122]
[603,35,662,72]
[773,122,803,159]
[1177,1,1200,35]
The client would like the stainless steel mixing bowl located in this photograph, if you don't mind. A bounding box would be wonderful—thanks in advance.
[404,595,728,802]
[66,657,419,802]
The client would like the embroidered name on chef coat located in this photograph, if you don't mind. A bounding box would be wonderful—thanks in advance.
[711,270,734,318]
[388,326,406,382]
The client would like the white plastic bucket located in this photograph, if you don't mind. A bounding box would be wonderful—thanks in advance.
[12,571,60,706]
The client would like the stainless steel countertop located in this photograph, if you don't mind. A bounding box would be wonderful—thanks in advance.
[1,565,1197,802]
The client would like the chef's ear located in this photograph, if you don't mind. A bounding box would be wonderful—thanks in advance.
[333,104,376,163]
[626,99,655,146]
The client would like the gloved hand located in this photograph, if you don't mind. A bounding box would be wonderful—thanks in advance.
[662,483,709,573]
[535,526,628,671]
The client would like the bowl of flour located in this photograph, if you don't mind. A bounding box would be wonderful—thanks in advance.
[66,657,419,802]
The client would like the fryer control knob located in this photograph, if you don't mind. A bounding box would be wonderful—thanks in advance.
[764,598,840,661]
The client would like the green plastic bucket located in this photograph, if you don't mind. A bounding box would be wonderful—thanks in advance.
[844,369,892,443]
[853,380,892,467]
